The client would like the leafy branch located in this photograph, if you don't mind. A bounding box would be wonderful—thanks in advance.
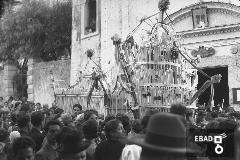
[0,0,72,62]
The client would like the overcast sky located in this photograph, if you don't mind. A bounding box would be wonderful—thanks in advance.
[168,0,240,14]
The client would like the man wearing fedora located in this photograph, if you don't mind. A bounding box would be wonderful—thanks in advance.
[122,112,201,160]
[55,126,91,160]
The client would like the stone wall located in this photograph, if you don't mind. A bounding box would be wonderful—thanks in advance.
[4,64,18,100]
[31,59,71,106]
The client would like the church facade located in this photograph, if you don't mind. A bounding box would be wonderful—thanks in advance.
[165,2,240,109]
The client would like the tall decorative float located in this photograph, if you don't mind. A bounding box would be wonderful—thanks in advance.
[111,0,221,117]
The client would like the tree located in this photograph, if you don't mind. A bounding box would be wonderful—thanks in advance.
[0,0,72,62]
[41,1,72,61]
[0,0,16,17]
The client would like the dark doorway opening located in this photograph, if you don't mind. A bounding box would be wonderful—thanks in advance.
[197,66,229,108]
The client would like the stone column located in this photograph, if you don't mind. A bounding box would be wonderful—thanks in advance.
[4,62,17,99]
[27,58,34,102]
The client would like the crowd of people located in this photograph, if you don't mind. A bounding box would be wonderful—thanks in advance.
[0,96,240,160]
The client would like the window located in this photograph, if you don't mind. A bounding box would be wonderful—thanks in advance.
[192,7,208,29]
[80,0,99,39]
[84,0,96,35]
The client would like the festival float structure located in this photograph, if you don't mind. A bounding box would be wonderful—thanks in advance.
[112,32,199,114]
[111,0,223,117]
[111,0,201,115]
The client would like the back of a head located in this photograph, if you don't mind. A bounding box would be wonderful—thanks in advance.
[170,103,186,117]
[20,104,31,112]
[84,109,98,121]
[73,104,82,111]
[12,136,36,156]
[104,119,121,139]
[31,111,44,127]
[53,108,64,120]
[55,126,76,144]
[61,113,72,126]
[131,119,142,134]
[17,113,30,128]
[55,126,87,154]
[44,119,62,133]
[104,114,115,123]
[56,126,83,142]
[82,119,98,140]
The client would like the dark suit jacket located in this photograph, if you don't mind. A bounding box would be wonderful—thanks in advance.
[29,127,45,152]
[35,143,58,160]
[95,140,125,160]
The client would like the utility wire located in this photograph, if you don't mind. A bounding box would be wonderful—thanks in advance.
[126,12,161,40]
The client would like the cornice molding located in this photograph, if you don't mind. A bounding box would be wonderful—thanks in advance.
[208,8,240,17]
[182,37,240,50]
[165,2,240,24]
[175,24,240,38]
